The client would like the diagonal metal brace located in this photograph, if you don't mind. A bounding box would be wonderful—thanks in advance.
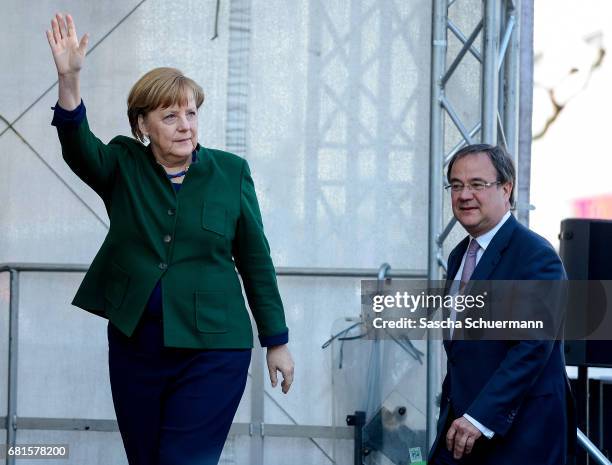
[441,19,483,86]
[447,19,482,63]
[440,95,475,145]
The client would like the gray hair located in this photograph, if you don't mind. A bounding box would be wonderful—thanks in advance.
[446,143,516,205]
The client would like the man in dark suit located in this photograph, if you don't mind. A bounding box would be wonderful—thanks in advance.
[428,144,575,464]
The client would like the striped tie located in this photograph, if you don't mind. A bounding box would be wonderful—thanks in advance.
[460,238,480,292]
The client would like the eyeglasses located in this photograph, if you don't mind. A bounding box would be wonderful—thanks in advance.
[444,181,501,193]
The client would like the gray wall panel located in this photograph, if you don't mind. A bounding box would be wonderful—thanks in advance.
[16,272,114,419]
[264,437,337,465]
[0,132,108,264]
[264,277,362,425]
[13,91,111,232]
[219,435,251,465]
[0,0,143,122]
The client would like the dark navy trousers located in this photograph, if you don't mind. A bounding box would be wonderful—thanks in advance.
[107,315,251,465]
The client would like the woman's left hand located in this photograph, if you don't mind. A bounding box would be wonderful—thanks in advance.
[266,344,294,394]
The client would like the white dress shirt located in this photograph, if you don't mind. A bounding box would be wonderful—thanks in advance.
[450,211,512,439]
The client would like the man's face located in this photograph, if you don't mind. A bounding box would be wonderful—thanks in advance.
[449,152,512,237]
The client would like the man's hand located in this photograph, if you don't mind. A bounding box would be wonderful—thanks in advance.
[446,416,482,460]
[266,344,294,394]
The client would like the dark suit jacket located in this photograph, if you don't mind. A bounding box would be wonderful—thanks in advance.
[55,114,288,349]
[429,214,576,465]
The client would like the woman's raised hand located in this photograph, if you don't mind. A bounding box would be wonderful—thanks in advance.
[46,13,89,77]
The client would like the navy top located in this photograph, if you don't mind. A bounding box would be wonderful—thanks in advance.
[52,100,288,347]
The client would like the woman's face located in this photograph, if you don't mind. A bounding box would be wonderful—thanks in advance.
[139,94,198,162]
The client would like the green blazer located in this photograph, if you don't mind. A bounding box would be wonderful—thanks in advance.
[55,114,288,349]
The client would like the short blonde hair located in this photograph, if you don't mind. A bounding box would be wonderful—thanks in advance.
[127,67,205,142]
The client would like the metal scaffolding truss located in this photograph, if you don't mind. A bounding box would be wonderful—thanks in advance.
[426,0,521,451]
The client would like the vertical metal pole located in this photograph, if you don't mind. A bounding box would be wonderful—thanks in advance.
[503,0,520,161]
[304,0,322,255]
[599,382,604,449]
[482,0,501,144]
[7,269,19,465]
[347,411,365,465]
[517,0,534,226]
[226,0,263,459]
[226,0,253,158]
[428,0,448,454]
[250,347,264,465]
[587,366,592,465]
[577,366,589,465]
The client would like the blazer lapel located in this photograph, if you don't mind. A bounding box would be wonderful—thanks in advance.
[183,144,212,180]
[173,144,214,199]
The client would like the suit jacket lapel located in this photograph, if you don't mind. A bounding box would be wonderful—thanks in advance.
[470,214,518,281]
[445,236,469,293]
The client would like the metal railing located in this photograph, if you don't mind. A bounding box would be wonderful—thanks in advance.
[578,428,612,465]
